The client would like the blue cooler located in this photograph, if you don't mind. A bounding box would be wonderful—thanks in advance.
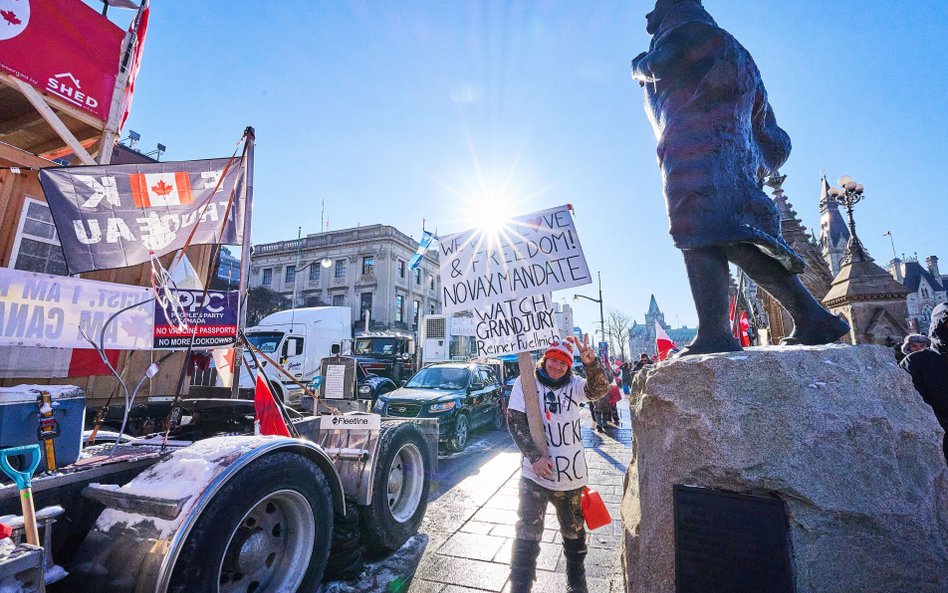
[0,385,86,471]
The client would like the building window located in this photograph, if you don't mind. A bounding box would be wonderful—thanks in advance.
[262,268,273,286]
[285,265,296,283]
[360,292,373,320]
[397,259,406,278]
[429,274,435,290]
[413,300,420,327]
[414,268,421,285]
[309,264,320,281]
[10,199,68,276]
[332,294,345,307]
[335,259,347,278]
[362,256,375,275]
[429,303,436,314]
[395,295,405,323]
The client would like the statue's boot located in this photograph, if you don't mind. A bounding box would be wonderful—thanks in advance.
[509,538,540,593]
[677,248,742,356]
[726,244,850,345]
[563,537,589,593]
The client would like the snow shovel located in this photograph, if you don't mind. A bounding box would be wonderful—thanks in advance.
[0,445,42,545]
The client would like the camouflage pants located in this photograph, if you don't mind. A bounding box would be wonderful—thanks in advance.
[515,477,586,542]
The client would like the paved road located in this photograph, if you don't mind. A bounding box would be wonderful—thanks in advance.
[410,401,633,592]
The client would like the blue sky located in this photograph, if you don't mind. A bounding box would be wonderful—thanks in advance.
[106,0,948,333]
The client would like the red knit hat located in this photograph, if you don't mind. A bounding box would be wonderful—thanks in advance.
[544,338,575,366]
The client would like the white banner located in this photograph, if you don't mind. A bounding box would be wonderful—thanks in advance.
[0,267,154,349]
[438,204,591,315]
[472,293,558,357]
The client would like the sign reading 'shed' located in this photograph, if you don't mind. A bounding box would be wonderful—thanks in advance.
[438,204,591,315]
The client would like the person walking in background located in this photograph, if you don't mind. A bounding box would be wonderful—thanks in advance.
[608,377,623,425]
[620,360,633,395]
[506,335,610,593]
[901,303,948,463]
[902,334,931,356]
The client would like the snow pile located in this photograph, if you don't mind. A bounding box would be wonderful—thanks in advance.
[0,538,13,558]
[93,436,280,538]
[0,384,84,404]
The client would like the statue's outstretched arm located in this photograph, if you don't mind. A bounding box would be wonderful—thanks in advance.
[632,42,678,83]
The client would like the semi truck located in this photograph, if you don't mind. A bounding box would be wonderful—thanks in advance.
[240,308,416,401]
[0,384,437,593]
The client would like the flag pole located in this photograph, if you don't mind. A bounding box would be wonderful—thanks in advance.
[886,231,898,263]
[231,126,255,399]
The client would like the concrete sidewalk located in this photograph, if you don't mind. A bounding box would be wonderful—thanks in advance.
[409,400,632,592]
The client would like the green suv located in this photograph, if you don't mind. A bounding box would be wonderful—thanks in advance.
[372,362,505,452]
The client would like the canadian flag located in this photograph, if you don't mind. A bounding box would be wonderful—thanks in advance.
[655,321,677,361]
[254,372,290,437]
[129,172,194,208]
[729,297,752,347]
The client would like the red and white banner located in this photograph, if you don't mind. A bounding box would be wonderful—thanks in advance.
[0,0,125,122]
[0,345,119,378]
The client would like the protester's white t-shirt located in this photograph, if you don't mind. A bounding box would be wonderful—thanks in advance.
[508,373,589,491]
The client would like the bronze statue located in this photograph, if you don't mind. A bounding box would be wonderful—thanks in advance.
[631,0,848,355]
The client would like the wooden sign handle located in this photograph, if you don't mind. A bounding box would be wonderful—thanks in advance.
[517,351,549,459]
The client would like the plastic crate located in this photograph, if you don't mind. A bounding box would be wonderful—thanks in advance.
[0,385,86,471]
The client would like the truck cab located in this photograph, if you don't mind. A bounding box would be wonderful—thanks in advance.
[240,307,351,401]
[352,333,415,384]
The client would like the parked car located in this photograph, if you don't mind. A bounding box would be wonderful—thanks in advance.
[372,362,504,452]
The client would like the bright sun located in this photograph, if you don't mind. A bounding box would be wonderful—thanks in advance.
[467,192,517,235]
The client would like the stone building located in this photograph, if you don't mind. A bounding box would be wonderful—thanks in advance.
[250,225,441,335]
[627,295,697,357]
[822,232,910,346]
[757,173,835,343]
[888,255,948,333]
[818,174,851,277]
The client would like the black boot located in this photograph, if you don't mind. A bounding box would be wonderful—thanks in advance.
[563,537,588,593]
[726,244,849,345]
[509,538,540,593]
[679,248,742,356]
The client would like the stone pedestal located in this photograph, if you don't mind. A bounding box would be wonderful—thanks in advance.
[621,345,948,593]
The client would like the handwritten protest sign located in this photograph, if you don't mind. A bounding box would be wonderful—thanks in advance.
[0,267,153,349]
[472,293,558,357]
[438,204,591,315]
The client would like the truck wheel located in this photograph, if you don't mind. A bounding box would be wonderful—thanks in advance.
[168,452,333,593]
[447,413,470,452]
[360,421,431,555]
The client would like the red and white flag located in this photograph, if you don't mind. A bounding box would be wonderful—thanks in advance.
[729,296,752,347]
[655,321,677,361]
[254,372,290,437]
[129,171,195,207]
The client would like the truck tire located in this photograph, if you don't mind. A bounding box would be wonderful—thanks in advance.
[359,421,431,555]
[168,452,333,593]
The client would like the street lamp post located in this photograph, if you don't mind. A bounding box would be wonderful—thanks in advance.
[573,271,605,342]
[825,175,868,263]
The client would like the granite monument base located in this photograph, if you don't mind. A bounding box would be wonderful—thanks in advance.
[622,345,948,593]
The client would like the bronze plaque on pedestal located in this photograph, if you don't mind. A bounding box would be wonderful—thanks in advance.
[674,485,794,593]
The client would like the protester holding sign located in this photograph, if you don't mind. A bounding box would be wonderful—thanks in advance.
[505,335,609,593]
